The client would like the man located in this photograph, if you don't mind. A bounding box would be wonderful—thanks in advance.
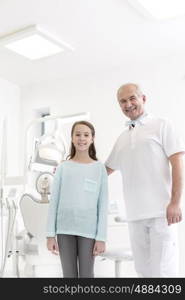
[105,83,185,277]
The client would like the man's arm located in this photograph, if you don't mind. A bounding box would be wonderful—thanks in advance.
[167,152,184,225]
[105,166,115,176]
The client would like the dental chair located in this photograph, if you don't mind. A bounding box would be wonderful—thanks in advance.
[17,172,61,277]
[18,194,61,277]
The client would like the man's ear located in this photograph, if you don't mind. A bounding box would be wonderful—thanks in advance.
[118,99,121,106]
[143,95,146,103]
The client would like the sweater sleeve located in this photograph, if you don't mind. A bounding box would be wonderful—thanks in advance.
[46,165,62,237]
[95,165,109,241]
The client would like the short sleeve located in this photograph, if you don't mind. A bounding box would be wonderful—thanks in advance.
[105,138,121,171]
[162,120,185,157]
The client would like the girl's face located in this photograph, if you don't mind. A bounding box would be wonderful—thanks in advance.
[72,124,93,152]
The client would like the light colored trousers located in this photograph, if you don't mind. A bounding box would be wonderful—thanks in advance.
[57,234,95,278]
[128,217,178,277]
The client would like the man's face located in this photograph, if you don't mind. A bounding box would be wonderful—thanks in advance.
[117,86,146,120]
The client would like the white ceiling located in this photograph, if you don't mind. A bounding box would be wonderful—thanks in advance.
[0,0,185,86]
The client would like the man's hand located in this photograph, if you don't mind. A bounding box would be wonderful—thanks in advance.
[166,202,182,225]
[93,241,106,256]
[47,237,59,255]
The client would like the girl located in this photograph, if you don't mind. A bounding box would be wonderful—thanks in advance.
[46,121,108,278]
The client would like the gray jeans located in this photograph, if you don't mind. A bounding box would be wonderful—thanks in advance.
[57,234,95,278]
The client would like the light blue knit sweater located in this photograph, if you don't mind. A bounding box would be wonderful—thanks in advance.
[46,160,108,241]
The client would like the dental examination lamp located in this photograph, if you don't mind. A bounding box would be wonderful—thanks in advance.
[23,112,90,187]
[22,112,90,204]
[31,119,65,168]
[34,143,62,166]
[22,112,90,199]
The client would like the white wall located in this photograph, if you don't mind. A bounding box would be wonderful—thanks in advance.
[0,77,21,176]
[20,57,185,276]
[21,56,185,153]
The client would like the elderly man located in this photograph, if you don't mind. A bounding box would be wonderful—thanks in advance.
[106,83,185,277]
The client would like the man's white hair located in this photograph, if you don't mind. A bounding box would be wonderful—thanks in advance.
[117,83,143,98]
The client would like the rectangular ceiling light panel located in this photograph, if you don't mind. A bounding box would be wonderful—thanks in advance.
[0,25,73,59]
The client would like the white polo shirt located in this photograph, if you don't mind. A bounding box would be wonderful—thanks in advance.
[106,114,185,221]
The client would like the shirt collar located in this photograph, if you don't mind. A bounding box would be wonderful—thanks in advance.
[125,112,151,127]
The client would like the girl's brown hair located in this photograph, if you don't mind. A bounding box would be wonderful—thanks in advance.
[67,120,98,161]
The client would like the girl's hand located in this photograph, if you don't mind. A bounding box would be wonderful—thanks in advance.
[47,237,59,255]
[93,241,106,256]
